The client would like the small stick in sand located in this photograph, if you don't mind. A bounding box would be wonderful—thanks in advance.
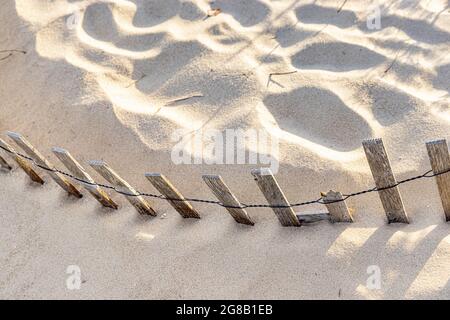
[337,0,348,13]
[203,8,221,21]
[165,94,204,106]
[267,71,297,88]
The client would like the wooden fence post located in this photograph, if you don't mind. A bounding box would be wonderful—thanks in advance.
[145,173,200,219]
[52,148,118,209]
[202,174,254,225]
[251,168,300,227]
[7,132,82,197]
[321,190,353,223]
[89,160,156,216]
[426,139,450,221]
[0,138,44,184]
[362,138,408,223]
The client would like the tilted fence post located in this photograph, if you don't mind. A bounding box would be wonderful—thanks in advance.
[426,139,450,221]
[145,173,200,219]
[7,132,82,197]
[89,160,156,216]
[203,174,254,225]
[0,138,44,184]
[52,148,118,209]
[251,168,300,227]
[362,138,408,223]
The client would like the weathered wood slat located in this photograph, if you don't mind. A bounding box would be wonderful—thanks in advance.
[7,132,82,197]
[296,212,329,224]
[202,174,254,225]
[145,173,200,219]
[251,168,300,227]
[426,139,450,221]
[89,160,156,216]
[322,190,353,223]
[362,138,408,223]
[52,148,118,209]
[0,138,44,184]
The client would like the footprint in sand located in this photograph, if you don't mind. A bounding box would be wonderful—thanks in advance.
[357,83,420,126]
[434,64,450,94]
[263,87,372,152]
[82,3,166,51]
[130,0,204,27]
[291,42,386,72]
[295,4,357,28]
[213,0,270,27]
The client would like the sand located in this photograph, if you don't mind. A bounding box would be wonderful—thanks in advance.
[0,0,449,299]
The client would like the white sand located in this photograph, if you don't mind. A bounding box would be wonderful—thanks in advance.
[0,0,450,299]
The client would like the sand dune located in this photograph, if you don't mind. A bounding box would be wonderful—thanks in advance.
[1,0,450,299]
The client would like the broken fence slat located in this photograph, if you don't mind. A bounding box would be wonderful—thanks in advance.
[6,132,81,197]
[89,160,156,216]
[362,138,408,223]
[296,212,329,224]
[52,147,118,209]
[322,190,353,223]
[426,139,450,221]
[0,138,44,184]
[251,168,300,227]
[202,174,254,225]
[145,173,200,219]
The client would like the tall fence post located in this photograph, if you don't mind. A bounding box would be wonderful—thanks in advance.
[7,132,82,197]
[0,138,44,184]
[145,173,200,219]
[89,160,157,216]
[426,139,450,221]
[322,190,353,223]
[52,148,118,209]
[362,138,408,223]
[251,168,300,227]
[203,174,254,226]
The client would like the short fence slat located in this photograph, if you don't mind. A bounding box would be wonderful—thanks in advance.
[0,154,11,171]
[362,138,408,223]
[89,160,156,216]
[426,139,450,221]
[296,212,329,224]
[0,138,44,184]
[202,174,254,225]
[145,173,200,219]
[7,132,82,197]
[322,190,353,223]
[251,168,300,227]
[52,148,118,209]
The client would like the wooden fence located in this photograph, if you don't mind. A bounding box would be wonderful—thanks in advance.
[0,131,449,227]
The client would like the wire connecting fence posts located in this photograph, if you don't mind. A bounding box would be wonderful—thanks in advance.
[52,147,118,209]
[251,168,301,227]
[145,173,200,219]
[362,138,409,224]
[7,132,82,197]
[0,138,44,183]
[0,130,449,228]
[321,190,353,223]
[89,160,157,216]
[202,174,254,226]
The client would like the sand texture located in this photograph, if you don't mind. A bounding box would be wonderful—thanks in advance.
[0,0,450,299]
